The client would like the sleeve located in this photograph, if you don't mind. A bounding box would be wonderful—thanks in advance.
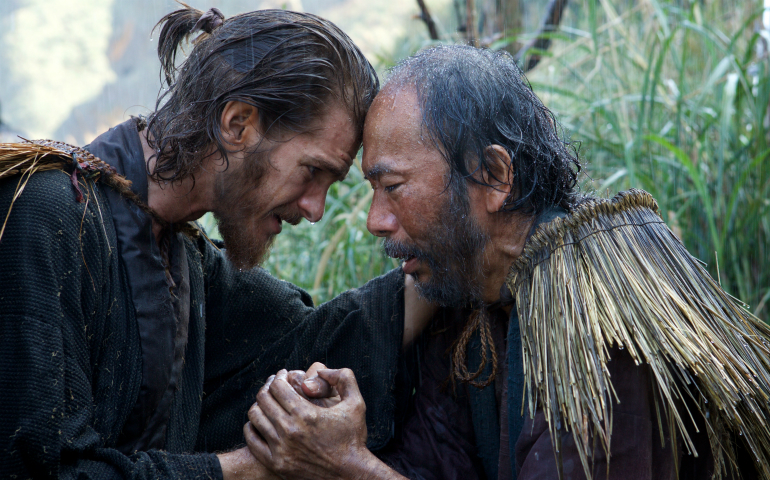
[0,172,222,480]
[515,347,680,480]
[195,236,405,453]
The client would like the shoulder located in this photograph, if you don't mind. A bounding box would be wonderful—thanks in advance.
[1,168,84,210]
[0,169,111,240]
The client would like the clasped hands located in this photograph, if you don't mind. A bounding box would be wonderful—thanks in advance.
[243,362,386,480]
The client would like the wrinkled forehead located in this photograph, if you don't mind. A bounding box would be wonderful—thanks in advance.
[363,88,426,156]
[362,86,451,181]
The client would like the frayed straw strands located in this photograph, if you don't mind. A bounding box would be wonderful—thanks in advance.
[506,189,770,480]
[0,140,198,241]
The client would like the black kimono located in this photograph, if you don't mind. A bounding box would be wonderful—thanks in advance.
[0,120,404,479]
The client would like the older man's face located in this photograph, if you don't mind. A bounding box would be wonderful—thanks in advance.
[363,88,488,306]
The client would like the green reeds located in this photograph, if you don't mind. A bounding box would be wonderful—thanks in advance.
[529,0,769,321]
[508,189,770,479]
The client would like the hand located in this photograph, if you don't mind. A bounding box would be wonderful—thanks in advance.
[245,368,390,480]
[282,362,341,408]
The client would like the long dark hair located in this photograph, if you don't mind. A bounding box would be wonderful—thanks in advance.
[387,45,581,216]
[146,6,379,182]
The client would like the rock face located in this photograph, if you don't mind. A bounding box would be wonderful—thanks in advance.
[0,0,419,145]
[0,0,116,140]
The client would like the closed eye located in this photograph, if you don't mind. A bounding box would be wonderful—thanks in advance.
[384,184,400,193]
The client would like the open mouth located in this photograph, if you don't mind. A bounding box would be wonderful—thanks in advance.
[396,254,416,264]
[382,239,423,274]
[401,256,419,274]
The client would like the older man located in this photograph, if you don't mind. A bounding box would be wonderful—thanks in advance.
[248,46,770,480]
[0,6,435,480]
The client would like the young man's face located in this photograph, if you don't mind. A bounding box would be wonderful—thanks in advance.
[363,88,488,306]
[213,102,358,270]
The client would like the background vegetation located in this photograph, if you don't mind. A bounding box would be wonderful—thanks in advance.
[208,0,769,321]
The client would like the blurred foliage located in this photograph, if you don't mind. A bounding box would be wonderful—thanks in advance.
[529,0,769,320]
[203,0,770,321]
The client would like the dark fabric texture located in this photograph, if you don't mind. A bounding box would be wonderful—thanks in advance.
[86,119,192,453]
[467,324,500,480]
[0,141,405,478]
[505,307,524,480]
[377,309,484,480]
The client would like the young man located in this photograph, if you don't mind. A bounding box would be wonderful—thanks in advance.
[247,46,770,480]
[0,7,433,480]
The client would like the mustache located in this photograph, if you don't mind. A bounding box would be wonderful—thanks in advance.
[271,205,303,226]
[383,238,424,260]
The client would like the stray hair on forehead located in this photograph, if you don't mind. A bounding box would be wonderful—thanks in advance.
[384,45,581,216]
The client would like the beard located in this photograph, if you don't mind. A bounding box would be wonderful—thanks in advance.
[383,180,489,308]
[212,151,301,270]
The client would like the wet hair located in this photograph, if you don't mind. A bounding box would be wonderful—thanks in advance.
[146,6,379,182]
[386,45,581,216]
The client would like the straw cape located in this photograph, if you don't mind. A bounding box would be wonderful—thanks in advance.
[505,189,770,479]
[0,139,197,241]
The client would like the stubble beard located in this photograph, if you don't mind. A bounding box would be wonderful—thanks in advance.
[383,180,489,308]
[212,151,274,271]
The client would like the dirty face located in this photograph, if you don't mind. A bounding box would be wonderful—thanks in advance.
[214,102,358,270]
[363,87,488,306]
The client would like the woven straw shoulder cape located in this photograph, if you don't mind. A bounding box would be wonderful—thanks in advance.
[0,140,198,240]
[505,189,770,479]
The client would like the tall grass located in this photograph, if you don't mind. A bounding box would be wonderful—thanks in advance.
[528,0,769,320]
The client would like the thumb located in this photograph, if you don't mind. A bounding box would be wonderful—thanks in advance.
[301,375,334,398]
[317,368,363,404]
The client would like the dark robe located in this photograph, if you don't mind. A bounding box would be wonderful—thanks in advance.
[378,208,722,480]
[0,121,404,479]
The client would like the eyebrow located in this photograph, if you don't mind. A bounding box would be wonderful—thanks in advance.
[313,157,350,181]
[363,163,392,181]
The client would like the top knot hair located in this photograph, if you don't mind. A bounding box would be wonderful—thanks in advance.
[191,7,224,35]
[154,4,227,85]
[144,7,379,184]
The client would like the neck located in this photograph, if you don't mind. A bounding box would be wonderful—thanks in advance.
[478,212,534,305]
[139,130,215,241]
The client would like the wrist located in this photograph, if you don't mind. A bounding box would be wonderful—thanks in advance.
[339,447,401,480]
[217,448,277,480]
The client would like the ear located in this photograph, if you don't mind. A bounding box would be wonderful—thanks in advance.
[481,144,513,214]
[220,101,261,149]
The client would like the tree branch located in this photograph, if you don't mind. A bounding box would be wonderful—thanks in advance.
[515,0,569,72]
[466,0,478,47]
[415,0,440,41]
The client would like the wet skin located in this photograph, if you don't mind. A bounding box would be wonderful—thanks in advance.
[362,89,456,280]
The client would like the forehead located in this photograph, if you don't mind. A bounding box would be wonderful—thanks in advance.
[307,102,359,158]
[362,87,445,173]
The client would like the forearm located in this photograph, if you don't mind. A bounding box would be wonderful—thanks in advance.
[218,448,280,480]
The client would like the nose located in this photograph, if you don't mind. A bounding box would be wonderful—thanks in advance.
[366,191,398,237]
[297,184,327,223]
